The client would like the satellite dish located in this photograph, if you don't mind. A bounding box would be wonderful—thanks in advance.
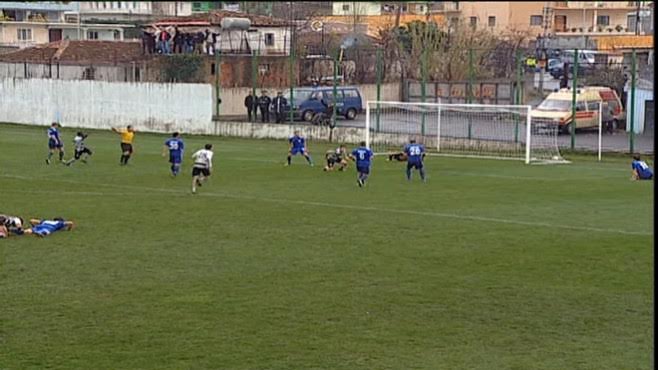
[311,20,323,32]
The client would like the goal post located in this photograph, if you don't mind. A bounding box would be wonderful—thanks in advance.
[365,101,567,164]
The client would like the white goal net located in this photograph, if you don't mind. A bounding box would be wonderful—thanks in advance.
[365,101,567,164]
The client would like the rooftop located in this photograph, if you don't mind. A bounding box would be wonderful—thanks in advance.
[0,40,145,65]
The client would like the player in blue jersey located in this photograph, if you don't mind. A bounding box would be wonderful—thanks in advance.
[286,131,313,166]
[24,217,74,237]
[46,122,65,164]
[403,139,427,182]
[631,155,653,180]
[162,132,185,176]
[349,141,374,187]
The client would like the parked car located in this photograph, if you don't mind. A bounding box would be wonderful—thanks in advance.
[530,86,625,134]
[277,86,363,122]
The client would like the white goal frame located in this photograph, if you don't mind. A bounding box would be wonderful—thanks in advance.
[365,100,567,165]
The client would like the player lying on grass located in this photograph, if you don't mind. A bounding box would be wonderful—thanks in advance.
[65,132,92,166]
[0,214,25,237]
[324,144,349,172]
[286,131,313,166]
[631,155,653,180]
[191,144,213,194]
[23,218,74,237]
[349,141,374,188]
[46,122,65,165]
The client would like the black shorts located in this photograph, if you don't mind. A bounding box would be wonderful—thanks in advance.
[192,167,210,177]
[121,143,133,154]
[74,147,92,159]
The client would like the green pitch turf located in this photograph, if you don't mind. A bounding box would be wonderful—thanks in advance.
[0,123,653,369]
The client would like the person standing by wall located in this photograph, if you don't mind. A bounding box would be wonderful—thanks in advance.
[258,91,271,123]
[272,91,288,123]
[245,92,255,122]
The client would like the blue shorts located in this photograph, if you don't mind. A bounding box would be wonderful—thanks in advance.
[290,147,306,155]
[169,154,182,164]
[356,165,370,174]
[32,226,52,236]
[48,139,62,149]
[407,161,423,170]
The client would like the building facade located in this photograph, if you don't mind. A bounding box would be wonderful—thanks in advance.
[552,1,651,35]
[0,2,126,50]
[332,2,382,16]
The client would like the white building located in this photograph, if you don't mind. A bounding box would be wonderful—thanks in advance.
[332,2,381,16]
[0,2,126,50]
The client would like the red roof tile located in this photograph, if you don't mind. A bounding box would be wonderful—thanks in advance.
[0,40,146,65]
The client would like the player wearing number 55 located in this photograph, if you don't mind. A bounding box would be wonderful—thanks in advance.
[162,132,185,177]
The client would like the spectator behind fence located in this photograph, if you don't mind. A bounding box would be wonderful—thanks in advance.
[272,91,288,123]
[141,29,155,54]
[258,91,271,123]
[195,32,205,54]
[184,33,194,53]
[173,27,183,54]
[244,92,255,122]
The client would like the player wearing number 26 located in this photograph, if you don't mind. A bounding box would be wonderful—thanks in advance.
[403,139,426,182]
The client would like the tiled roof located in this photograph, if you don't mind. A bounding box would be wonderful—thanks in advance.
[153,10,289,27]
[0,40,145,65]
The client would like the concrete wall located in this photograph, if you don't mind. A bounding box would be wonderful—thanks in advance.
[215,121,366,144]
[0,78,212,133]
[0,62,144,82]
[212,82,401,116]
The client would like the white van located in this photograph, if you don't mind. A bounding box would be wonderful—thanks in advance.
[560,50,596,66]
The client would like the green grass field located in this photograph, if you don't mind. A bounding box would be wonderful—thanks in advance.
[0,123,653,370]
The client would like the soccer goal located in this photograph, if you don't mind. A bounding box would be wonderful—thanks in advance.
[365,101,568,164]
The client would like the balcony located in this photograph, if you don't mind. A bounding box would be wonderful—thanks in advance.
[553,1,644,9]
[0,2,78,12]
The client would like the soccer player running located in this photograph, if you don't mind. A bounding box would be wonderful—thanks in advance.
[163,132,185,177]
[65,132,92,166]
[324,144,349,172]
[111,125,136,166]
[46,122,65,164]
[23,218,74,237]
[349,141,374,188]
[403,139,427,182]
[191,144,213,194]
[631,154,653,180]
[286,130,313,166]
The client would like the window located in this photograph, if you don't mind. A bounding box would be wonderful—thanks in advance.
[575,101,586,112]
[488,16,496,27]
[113,30,120,40]
[596,15,609,26]
[587,101,600,111]
[103,2,107,9]
[17,28,32,41]
[469,17,477,28]
[87,31,99,39]
[264,33,274,46]
[530,15,543,26]
[82,67,95,80]
[419,5,425,13]
[343,89,359,98]
[342,4,350,11]
[117,2,122,9]
[211,63,216,75]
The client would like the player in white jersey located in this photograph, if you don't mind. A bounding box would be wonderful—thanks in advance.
[191,144,214,194]
[65,132,92,166]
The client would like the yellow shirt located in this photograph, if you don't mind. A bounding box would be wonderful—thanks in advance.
[118,129,134,144]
